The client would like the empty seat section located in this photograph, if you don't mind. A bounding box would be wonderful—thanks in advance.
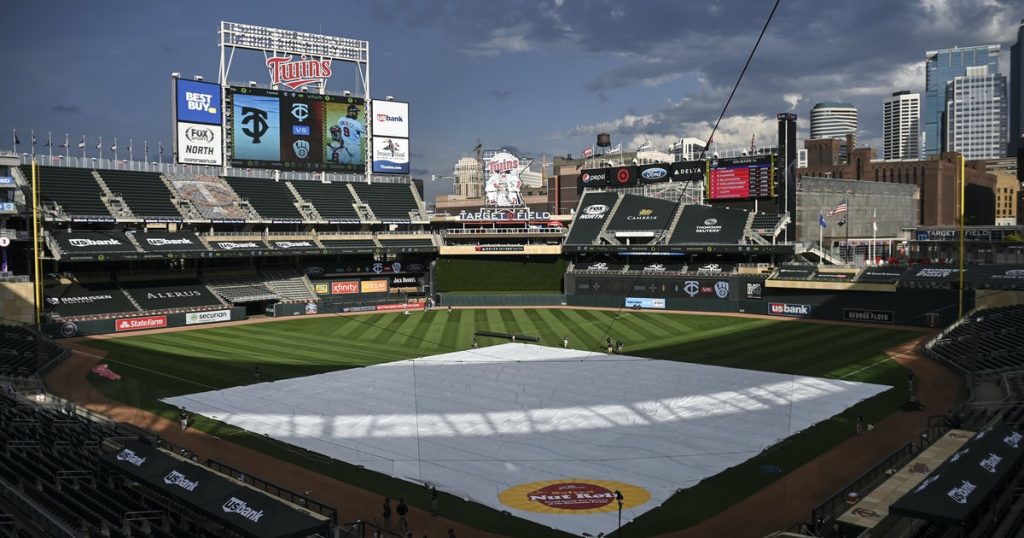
[97,170,181,219]
[222,177,303,221]
[321,239,377,252]
[290,181,360,222]
[27,165,111,218]
[377,238,435,250]
[259,267,316,301]
[351,183,420,221]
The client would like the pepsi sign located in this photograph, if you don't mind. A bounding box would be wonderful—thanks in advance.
[580,168,608,187]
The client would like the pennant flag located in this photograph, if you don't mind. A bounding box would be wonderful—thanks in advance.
[636,141,651,152]
[110,143,117,152]
[581,147,593,159]
[872,208,877,233]
[13,131,20,145]
[96,139,102,150]
[837,215,847,227]
[31,132,37,146]
[78,136,86,149]
[827,197,848,216]
[45,133,52,147]
[819,212,827,228]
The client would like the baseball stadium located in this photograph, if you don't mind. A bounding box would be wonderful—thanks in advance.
[2,19,1024,538]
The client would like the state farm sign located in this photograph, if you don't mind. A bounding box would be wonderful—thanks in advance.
[115,316,168,332]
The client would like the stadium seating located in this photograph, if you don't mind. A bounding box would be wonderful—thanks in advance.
[376,237,436,251]
[222,177,303,221]
[0,325,66,379]
[166,174,248,220]
[927,305,1024,375]
[96,170,182,220]
[26,166,112,219]
[43,282,139,319]
[204,271,281,303]
[351,183,421,221]
[749,212,780,232]
[290,180,361,222]
[321,239,378,252]
[258,267,317,302]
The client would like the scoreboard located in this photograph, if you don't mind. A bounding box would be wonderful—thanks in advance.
[706,156,774,200]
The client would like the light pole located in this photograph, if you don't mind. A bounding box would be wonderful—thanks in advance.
[615,490,624,538]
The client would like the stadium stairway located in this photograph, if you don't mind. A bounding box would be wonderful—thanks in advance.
[90,171,133,220]
[744,212,772,245]
[159,174,205,220]
[284,181,323,222]
[346,186,378,222]
[594,194,625,245]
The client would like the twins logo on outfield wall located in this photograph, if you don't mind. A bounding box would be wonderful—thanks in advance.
[499,479,650,515]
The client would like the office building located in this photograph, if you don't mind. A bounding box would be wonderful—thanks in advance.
[1011,20,1023,156]
[883,91,921,160]
[945,65,1008,160]
[924,44,1000,156]
[809,102,857,161]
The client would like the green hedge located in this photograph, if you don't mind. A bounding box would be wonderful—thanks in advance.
[435,257,568,292]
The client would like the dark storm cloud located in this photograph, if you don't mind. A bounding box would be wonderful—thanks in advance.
[50,104,81,114]
[490,89,512,100]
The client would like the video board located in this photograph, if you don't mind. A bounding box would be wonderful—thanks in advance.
[227,86,365,172]
[706,155,774,200]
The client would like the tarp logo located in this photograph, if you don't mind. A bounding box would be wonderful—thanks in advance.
[1004,431,1022,448]
[946,480,976,504]
[147,238,193,246]
[913,474,940,493]
[222,497,264,522]
[69,238,121,247]
[164,470,200,492]
[979,453,1002,473]
[116,449,146,467]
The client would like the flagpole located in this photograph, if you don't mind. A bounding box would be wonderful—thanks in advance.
[845,196,850,264]
[64,133,70,162]
[819,211,824,267]
[30,130,34,157]
[871,208,877,266]
[128,138,133,164]
[47,132,52,160]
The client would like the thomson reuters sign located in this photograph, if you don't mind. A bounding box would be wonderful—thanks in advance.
[499,479,649,515]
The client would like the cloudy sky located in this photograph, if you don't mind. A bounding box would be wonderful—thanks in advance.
[0,0,1019,200]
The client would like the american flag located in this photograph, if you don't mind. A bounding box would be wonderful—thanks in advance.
[581,147,593,159]
[827,198,848,216]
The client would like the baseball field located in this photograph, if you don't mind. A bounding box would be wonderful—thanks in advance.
[82,308,923,536]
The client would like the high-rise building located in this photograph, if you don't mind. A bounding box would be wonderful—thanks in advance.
[453,156,483,198]
[945,65,1008,160]
[1010,20,1023,156]
[883,91,921,160]
[924,44,1000,156]
[809,102,857,161]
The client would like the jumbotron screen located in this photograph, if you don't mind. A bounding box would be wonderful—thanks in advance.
[706,155,774,200]
[227,87,366,172]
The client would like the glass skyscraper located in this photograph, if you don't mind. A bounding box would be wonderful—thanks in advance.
[923,44,1000,156]
[1011,20,1023,157]
[945,65,1008,159]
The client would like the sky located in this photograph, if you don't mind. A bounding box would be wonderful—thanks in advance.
[0,0,1020,202]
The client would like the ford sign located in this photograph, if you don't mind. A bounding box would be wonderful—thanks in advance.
[641,167,668,180]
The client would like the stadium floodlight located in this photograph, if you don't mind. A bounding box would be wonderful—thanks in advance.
[171,72,181,78]
[343,90,352,97]
[386,95,394,101]
[193,75,204,81]
[248,81,257,88]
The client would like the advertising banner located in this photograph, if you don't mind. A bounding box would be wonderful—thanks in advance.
[371,100,409,138]
[360,280,388,293]
[624,297,666,309]
[608,166,637,187]
[484,152,525,207]
[115,316,168,332]
[185,310,231,325]
[579,168,609,188]
[372,136,410,174]
[376,302,425,312]
[331,281,359,295]
[176,122,223,165]
[175,79,221,125]
[637,163,671,184]
[314,283,329,295]
[769,303,811,317]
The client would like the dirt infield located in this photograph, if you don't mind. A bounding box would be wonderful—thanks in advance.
[44,309,963,538]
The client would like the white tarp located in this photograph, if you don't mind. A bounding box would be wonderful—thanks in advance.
[164,343,888,537]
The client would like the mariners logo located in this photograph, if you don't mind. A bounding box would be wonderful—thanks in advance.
[292,140,310,159]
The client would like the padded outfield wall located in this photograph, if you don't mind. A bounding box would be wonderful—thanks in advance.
[435,256,568,293]
[565,273,969,327]
[42,307,247,338]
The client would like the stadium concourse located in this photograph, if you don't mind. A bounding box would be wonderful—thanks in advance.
[37,310,962,538]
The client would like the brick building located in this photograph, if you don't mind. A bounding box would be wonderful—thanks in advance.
[798,139,997,226]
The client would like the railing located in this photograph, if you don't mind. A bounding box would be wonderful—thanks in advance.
[206,459,337,523]
[442,227,566,236]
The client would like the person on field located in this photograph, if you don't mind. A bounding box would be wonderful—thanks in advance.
[396,498,409,533]
[563,335,569,348]
[179,408,188,431]
[382,497,392,528]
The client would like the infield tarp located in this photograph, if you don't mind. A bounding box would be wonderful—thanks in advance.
[165,343,888,537]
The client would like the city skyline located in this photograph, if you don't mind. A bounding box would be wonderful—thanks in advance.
[0,1,1019,203]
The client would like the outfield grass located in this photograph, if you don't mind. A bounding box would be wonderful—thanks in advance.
[85,309,922,536]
